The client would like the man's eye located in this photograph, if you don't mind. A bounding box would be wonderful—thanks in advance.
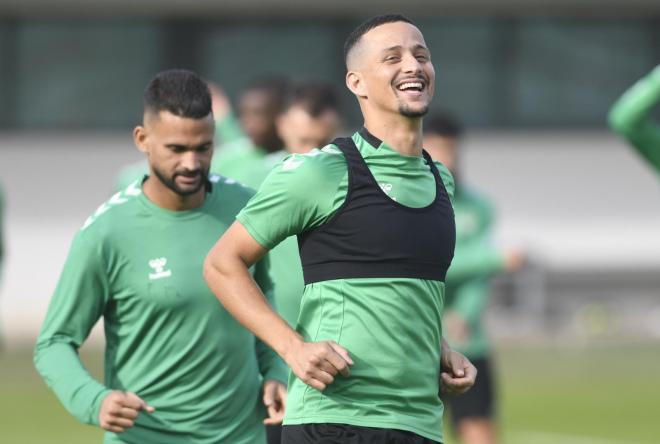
[385,56,400,62]
[416,55,428,62]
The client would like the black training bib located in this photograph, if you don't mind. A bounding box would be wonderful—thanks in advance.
[298,134,456,284]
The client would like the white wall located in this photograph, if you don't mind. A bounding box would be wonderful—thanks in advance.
[1,130,659,346]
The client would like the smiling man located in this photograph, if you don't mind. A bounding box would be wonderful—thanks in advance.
[34,69,287,444]
[204,15,477,444]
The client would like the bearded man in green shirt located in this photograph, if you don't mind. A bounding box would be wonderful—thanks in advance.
[34,69,287,444]
[204,14,477,444]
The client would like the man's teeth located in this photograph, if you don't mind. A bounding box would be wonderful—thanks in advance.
[398,82,423,91]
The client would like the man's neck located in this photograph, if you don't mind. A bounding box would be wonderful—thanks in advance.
[142,176,206,211]
[363,113,423,157]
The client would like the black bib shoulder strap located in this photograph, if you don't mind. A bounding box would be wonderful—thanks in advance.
[330,136,372,189]
[421,149,443,192]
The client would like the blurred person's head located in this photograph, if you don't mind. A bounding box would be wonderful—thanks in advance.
[276,82,342,154]
[133,69,215,198]
[344,15,434,124]
[238,77,288,153]
[423,112,463,174]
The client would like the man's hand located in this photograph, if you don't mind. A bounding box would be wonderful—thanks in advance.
[263,380,287,425]
[98,391,155,433]
[440,342,477,395]
[284,340,354,391]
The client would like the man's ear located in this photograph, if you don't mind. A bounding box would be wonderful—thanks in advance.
[133,125,148,154]
[346,71,367,99]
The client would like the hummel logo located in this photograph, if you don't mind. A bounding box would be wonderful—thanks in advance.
[379,183,397,201]
[379,183,393,194]
[149,257,172,280]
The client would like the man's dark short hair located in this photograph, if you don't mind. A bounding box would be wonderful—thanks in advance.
[144,69,211,119]
[283,82,340,118]
[424,112,464,139]
[344,14,415,65]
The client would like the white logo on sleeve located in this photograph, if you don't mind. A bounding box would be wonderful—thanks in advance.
[149,257,172,280]
[282,155,304,171]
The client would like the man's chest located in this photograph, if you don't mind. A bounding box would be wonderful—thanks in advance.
[105,220,230,314]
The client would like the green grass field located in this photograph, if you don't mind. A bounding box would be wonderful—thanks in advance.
[2,342,660,444]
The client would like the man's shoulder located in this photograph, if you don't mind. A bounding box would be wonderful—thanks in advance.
[271,144,348,183]
[79,180,143,237]
[208,173,256,204]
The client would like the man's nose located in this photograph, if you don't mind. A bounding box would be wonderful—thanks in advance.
[180,151,201,171]
[402,53,423,75]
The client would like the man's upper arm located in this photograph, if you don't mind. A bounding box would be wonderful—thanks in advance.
[253,251,275,302]
[35,231,110,349]
[236,152,343,250]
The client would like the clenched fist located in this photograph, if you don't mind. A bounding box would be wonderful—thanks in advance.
[99,391,155,433]
[284,340,353,391]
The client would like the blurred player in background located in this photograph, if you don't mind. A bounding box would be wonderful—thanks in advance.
[34,69,287,444]
[248,81,341,444]
[609,64,660,173]
[424,113,524,444]
[212,76,289,188]
[252,81,342,327]
[115,76,288,191]
[204,14,476,444]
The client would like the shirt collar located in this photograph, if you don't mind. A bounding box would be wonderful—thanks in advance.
[358,127,382,149]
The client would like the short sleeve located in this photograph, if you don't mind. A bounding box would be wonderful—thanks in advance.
[237,152,346,249]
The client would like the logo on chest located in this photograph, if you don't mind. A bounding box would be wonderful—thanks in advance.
[148,257,172,280]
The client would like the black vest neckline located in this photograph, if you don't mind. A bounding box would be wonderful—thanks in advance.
[350,131,443,213]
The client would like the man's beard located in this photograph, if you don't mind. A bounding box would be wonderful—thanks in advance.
[398,102,429,118]
[152,165,208,196]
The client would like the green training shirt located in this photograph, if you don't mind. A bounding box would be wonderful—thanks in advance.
[609,64,660,173]
[34,175,287,444]
[237,130,455,443]
[444,186,506,359]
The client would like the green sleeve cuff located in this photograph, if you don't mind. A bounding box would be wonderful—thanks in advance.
[88,388,112,426]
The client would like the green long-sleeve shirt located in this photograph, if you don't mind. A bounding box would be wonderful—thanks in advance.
[608,64,660,173]
[444,186,506,358]
[34,175,287,444]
